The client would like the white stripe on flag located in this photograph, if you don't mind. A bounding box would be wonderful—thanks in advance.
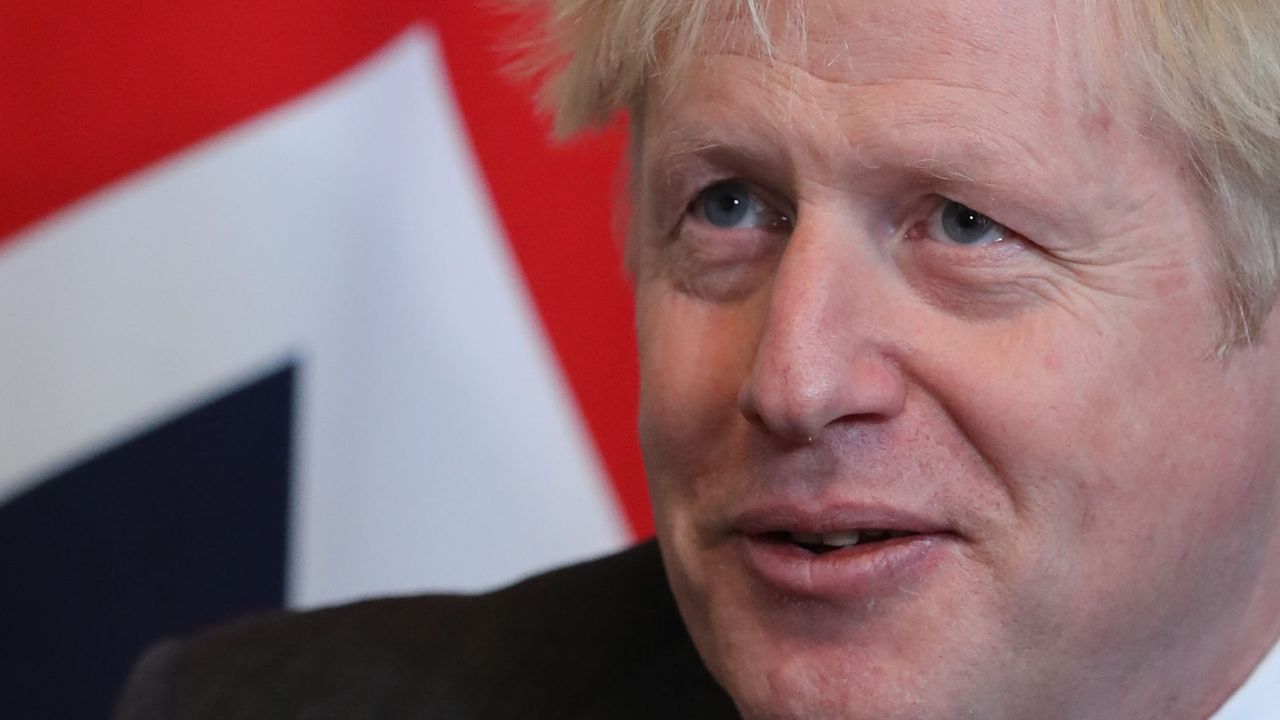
[0,27,628,605]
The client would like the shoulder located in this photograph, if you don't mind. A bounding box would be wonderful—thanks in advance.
[113,541,736,720]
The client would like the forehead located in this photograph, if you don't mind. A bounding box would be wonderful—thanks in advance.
[655,2,1116,140]
[648,0,1113,138]
[652,0,1108,108]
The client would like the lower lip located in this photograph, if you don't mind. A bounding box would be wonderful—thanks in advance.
[738,533,953,600]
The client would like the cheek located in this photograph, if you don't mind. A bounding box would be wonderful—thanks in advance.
[938,290,1220,519]
[937,294,1274,631]
[636,285,762,469]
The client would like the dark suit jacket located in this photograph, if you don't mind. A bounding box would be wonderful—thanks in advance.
[112,540,739,719]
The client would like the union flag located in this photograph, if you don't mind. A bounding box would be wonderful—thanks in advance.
[0,2,646,717]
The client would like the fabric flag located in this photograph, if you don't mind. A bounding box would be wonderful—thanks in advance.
[0,3,647,717]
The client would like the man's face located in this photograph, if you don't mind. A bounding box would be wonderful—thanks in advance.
[633,2,1280,719]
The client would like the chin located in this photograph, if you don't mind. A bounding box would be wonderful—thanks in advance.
[714,642,968,720]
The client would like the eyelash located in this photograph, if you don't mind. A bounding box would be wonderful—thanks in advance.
[683,180,792,232]
[917,200,1017,248]
[680,181,1020,250]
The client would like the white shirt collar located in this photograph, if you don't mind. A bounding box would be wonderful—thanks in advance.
[1211,640,1280,719]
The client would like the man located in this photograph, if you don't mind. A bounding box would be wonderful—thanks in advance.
[116,0,1280,718]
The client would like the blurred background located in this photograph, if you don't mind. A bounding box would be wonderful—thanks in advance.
[0,2,647,717]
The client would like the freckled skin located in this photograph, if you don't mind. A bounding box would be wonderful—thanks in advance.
[632,2,1280,720]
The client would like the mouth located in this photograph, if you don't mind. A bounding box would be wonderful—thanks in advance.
[733,509,956,599]
[762,528,918,555]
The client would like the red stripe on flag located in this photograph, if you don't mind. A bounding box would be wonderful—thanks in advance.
[0,1,650,537]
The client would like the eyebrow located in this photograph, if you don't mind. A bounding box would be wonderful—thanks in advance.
[640,115,1081,245]
[642,128,793,193]
[645,114,1032,185]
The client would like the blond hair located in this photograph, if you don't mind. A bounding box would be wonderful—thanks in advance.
[515,0,1280,346]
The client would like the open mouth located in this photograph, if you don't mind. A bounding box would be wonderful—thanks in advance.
[761,529,919,555]
[738,519,950,597]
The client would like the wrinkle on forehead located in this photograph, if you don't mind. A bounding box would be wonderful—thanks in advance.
[654,1,1134,164]
[666,0,1119,139]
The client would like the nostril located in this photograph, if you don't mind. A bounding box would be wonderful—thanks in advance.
[737,376,827,445]
[736,381,762,425]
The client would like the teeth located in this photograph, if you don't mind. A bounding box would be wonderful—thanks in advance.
[819,530,861,547]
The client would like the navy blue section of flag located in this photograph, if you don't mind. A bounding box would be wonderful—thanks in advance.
[0,364,295,720]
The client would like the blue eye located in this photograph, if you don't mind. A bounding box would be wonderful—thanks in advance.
[691,181,785,229]
[933,200,1006,245]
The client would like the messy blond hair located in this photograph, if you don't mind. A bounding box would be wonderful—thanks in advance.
[515,0,1280,346]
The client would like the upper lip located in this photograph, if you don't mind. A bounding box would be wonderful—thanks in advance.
[732,502,953,536]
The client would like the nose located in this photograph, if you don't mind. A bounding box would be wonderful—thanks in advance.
[737,224,907,444]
